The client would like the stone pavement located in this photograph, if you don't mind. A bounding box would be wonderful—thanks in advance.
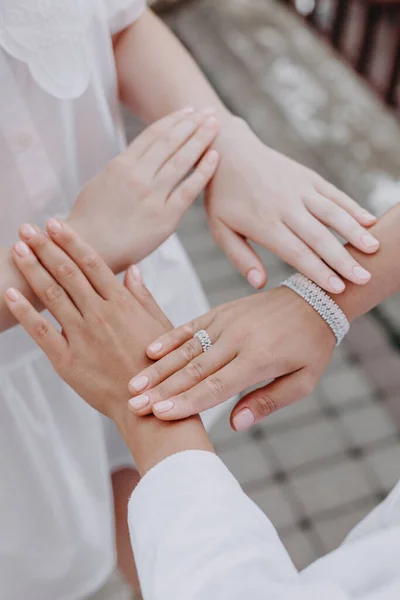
[125,0,400,573]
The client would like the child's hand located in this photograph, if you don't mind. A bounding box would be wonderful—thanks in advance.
[68,107,220,273]
[207,117,379,293]
[4,221,171,425]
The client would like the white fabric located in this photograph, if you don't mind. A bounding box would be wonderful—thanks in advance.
[0,2,221,599]
[129,450,400,600]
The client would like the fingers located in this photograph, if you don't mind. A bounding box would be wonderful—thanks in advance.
[231,370,313,431]
[271,224,346,294]
[4,287,66,358]
[156,116,220,189]
[145,312,214,360]
[144,358,247,421]
[125,107,195,158]
[315,178,376,227]
[124,265,171,329]
[210,219,267,289]
[45,219,117,299]
[19,224,98,314]
[129,343,234,417]
[141,112,209,178]
[167,150,220,215]
[305,193,379,254]
[12,238,80,328]
[287,211,372,286]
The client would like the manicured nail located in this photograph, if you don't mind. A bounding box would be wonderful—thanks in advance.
[247,268,264,288]
[129,375,149,393]
[362,211,376,224]
[204,116,218,129]
[207,150,219,163]
[182,106,195,115]
[128,394,150,411]
[153,400,174,414]
[46,218,62,233]
[232,408,255,431]
[129,265,142,284]
[361,233,379,249]
[148,341,163,354]
[200,106,217,115]
[353,265,371,282]
[19,224,36,240]
[328,276,345,293]
[14,241,31,257]
[5,288,19,302]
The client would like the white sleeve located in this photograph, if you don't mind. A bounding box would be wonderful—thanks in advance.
[104,0,147,35]
[128,451,349,600]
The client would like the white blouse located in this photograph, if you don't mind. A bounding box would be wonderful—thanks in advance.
[0,2,217,600]
[129,451,400,600]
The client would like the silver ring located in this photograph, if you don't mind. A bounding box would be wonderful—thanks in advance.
[194,329,212,352]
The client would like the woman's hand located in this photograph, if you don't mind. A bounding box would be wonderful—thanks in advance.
[207,117,378,293]
[127,287,336,430]
[68,107,220,273]
[4,221,171,424]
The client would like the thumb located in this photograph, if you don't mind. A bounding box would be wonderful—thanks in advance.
[210,219,267,289]
[124,265,172,328]
[230,370,315,431]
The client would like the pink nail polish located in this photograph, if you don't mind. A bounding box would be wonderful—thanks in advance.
[129,375,149,393]
[19,224,36,240]
[232,408,255,431]
[361,233,379,249]
[182,106,195,115]
[153,400,174,414]
[362,212,376,224]
[148,342,163,355]
[247,269,264,288]
[129,265,142,284]
[5,288,19,302]
[328,276,345,293]
[46,218,62,233]
[352,265,371,282]
[14,241,31,257]
[128,394,150,411]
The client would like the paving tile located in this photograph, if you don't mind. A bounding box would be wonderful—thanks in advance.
[345,316,390,357]
[290,460,373,514]
[320,366,374,407]
[259,392,322,430]
[366,443,400,492]
[340,403,398,447]
[219,439,274,486]
[247,483,296,529]
[281,530,319,570]
[264,418,345,470]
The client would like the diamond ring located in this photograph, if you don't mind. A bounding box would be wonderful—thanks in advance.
[194,329,213,352]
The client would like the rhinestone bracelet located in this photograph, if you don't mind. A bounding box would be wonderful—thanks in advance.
[281,273,350,346]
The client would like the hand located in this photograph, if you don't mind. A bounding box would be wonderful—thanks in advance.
[127,286,336,430]
[68,107,220,273]
[4,220,171,425]
[207,117,379,293]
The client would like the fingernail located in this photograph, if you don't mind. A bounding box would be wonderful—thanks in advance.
[129,375,149,393]
[14,241,31,257]
[247,268,264,288]
[129,265,142,284]
[153,400,174,414]
[5,288,19,302]
[204,116,218,129]
[361,233,379,249]
[46,218,62,233]
[182,106,195,115]
[148,341,163,354]
[353,265,371,282]
[328,276,345,293]
[362,211,376,223]
[128,394,150,411]
[200,106,217,115]
[19,224,36,240]
[232,408,255,431]
[207,150,219,163]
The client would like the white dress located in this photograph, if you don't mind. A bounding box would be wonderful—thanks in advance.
[0,2,216,599]
[129,450,400,600]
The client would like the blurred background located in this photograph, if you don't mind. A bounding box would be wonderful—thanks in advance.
[127,0,400,570]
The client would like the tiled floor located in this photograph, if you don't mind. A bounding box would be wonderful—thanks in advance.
[123,0,400,576]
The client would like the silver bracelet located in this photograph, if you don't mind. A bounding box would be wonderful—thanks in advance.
[281,273,350,346]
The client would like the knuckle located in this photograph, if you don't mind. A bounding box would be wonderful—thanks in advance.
[45,283,64,302]
[171,152,189,170]
[32,234,47,251]
[82,253,100,270]
[205,376,226,399]
[186,360,206,384]
[56,262,77,280]
[180,341,197,363]
[33,319,49,340]
[253,393,278,418]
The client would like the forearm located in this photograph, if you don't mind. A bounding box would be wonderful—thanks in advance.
[114,10,233,127]
[334,202,400,322]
